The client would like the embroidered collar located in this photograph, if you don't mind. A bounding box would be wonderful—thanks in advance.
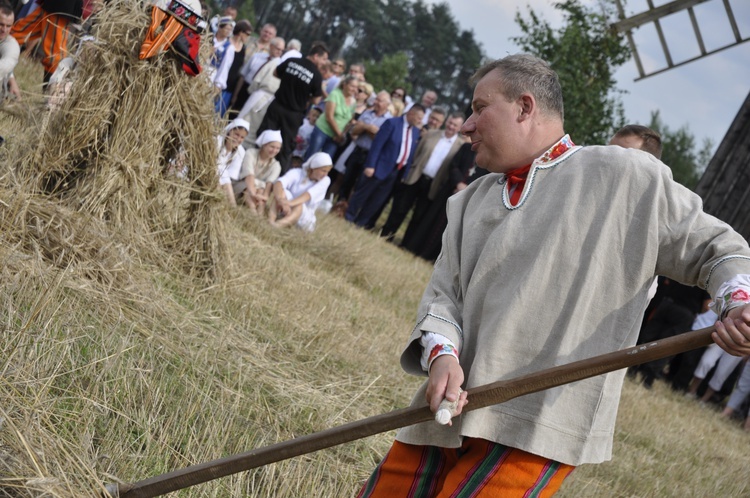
[536,134,576,165]
[498,134,580,210]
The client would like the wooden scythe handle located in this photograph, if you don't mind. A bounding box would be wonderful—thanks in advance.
[113,326,715,498]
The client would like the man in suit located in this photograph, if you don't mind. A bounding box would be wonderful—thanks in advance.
[345,104,425,228]
[380,112,464,241]
[405,89,438,126]
[422,105,446,132]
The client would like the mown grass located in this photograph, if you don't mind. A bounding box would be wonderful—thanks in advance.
[1,53,749,498]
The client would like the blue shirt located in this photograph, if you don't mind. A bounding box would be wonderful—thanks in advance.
[355,109,392,150]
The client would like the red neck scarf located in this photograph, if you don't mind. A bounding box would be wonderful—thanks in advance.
[505,137,575,206]
[506,164,531,205]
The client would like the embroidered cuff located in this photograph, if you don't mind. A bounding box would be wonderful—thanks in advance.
[419,332,459,372]
[711,275,750,319]
[427,344,459,371]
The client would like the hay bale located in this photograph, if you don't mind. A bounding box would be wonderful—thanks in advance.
[11,0,226,280]
[0,187,133,290]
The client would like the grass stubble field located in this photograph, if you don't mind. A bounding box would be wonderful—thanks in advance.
[0,20,748,498]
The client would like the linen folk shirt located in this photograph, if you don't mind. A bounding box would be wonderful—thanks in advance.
[397,137,750,466]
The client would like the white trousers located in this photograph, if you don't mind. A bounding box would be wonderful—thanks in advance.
[694,343,744,391]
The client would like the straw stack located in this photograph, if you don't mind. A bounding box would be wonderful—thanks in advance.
[10,0,225,281]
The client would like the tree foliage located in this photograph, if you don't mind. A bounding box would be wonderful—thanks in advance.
[513,0,631,145]
[364,52,412,97]
[648,111,713,189]
[204,0,254,24]
[246,0,484,113]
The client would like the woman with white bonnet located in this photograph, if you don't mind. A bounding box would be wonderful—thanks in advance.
[235,129,283,213]
[268,152,332,231]
[216,118,249,206]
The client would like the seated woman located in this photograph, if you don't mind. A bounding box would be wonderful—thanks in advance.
[268,152,332,232]
[216,118,250,206]
[235,129,283,214]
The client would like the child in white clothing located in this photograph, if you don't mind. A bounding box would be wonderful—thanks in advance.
[720,359,750,431]
[216,118,250,206]
[268,152,332,231]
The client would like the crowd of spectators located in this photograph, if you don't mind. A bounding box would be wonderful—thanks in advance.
[633,281,750,431]
[199,5,489,240]
[1,1,749,429]
[608,127,750,431]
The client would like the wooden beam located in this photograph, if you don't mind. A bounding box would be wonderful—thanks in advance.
[611,0,709,33]
[111,327,716,497]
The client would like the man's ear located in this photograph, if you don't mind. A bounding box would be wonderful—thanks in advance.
[518,93,535,121]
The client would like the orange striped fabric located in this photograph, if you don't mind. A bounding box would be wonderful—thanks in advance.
[358,438,574,498]
[11,9,72,75]
[139,7,184,60]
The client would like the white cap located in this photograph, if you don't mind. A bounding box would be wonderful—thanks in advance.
[302,152,333,170]
[256,129,283,147]
[224,118,250,133]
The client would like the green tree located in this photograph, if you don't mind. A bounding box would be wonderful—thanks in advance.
[364,52,412,96]
[648,111,713,189]
[203,0,255,24]
[250,0,484,113]
[404,1,483,113]
[513,0,631,145]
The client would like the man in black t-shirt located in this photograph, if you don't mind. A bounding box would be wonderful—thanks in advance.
[257,43,328,172]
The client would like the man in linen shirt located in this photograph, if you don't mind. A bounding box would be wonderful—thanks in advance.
[358,53,750,497]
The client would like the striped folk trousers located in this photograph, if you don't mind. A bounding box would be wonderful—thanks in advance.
[11,8,73,76]
[357,438,574,498]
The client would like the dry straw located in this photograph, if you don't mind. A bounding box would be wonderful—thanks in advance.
[10,0,225,281]
[1,1,749,496]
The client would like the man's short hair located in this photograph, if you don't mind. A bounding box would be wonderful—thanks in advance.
[0,1,12,17]
[448,111,465,121]
[430,105,447,117]
[376,90,391,102]
[408,103,426,114]
[613,125,663,159]
[286,38,302,51]
[470,54,564,122]
[308,41,329,58]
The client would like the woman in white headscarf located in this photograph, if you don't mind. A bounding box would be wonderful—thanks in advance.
[235,129,283,213]
[268,152,332,231]
[216,118,250,206]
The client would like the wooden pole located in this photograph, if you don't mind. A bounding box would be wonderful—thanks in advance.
[113,326,715,498]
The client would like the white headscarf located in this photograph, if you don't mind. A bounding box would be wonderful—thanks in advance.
[256,129,283,147]
[224,118,250,134]
[302,152,333,170]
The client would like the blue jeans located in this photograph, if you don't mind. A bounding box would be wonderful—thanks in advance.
[304,126,340,161]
